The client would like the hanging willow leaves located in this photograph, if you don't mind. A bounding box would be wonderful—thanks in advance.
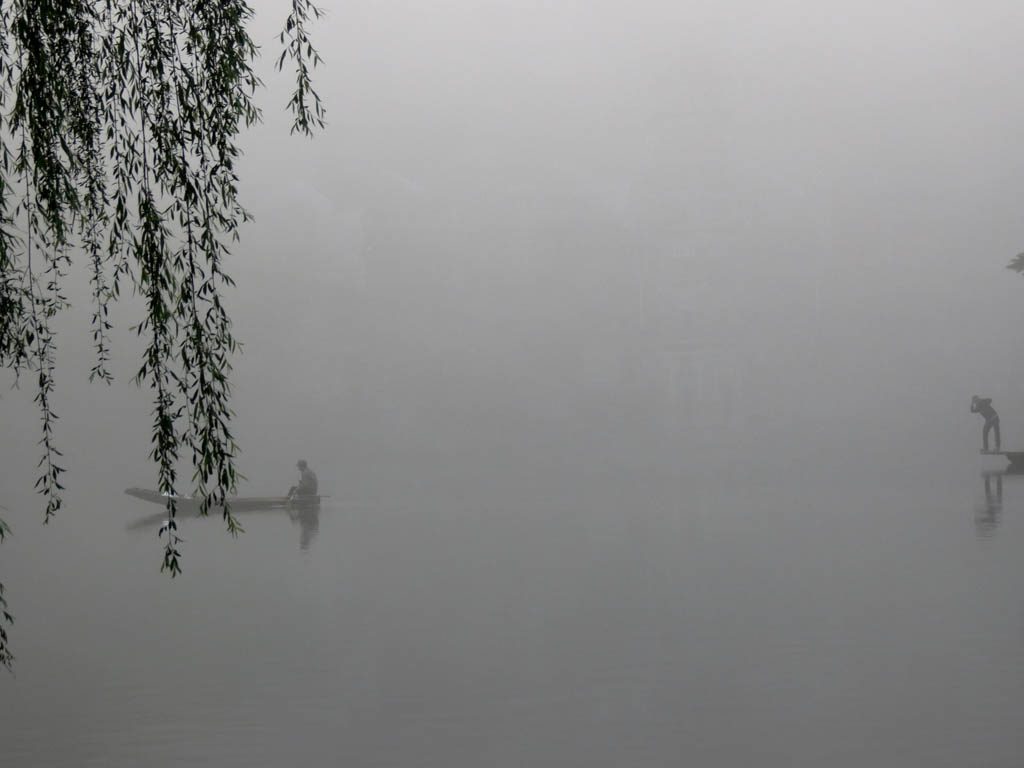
[0,0,324,670]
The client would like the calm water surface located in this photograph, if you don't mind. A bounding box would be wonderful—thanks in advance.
[2,460,1023,767]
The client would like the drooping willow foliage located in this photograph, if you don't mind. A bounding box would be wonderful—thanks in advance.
[0,0,324,669]
[0,515,10,670]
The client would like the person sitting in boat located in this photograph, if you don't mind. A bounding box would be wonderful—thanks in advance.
[288,459,319,499]
[971,395,1001,452]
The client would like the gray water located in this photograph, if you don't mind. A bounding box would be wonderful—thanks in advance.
[2,457,1022,767]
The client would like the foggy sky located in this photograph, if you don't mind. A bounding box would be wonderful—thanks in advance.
[4,0,1024,501]
[5,8,1024,765]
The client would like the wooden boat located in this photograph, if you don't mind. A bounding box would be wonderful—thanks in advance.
[124,487,320,512]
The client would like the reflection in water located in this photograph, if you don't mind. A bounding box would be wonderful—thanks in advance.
[125,499,321,550]
[975,471,1003,537]
[974,468,1024,537]
[288,504,320,550]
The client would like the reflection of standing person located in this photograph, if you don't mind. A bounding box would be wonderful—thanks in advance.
[977,470,1004,537]
[971,396,1001,452]
[984,471,1004,507]
[288,459,319,498]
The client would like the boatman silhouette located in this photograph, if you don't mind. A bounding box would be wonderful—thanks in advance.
[971,395,1001,452]
[287,459,319,499]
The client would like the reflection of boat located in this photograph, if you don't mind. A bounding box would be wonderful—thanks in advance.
[124,487,320,512]
[125,488,323,549]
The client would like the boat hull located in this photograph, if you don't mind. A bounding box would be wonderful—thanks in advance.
[124,487,320,512]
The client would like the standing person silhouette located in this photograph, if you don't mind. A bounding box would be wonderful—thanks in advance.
[971,396,1001,453]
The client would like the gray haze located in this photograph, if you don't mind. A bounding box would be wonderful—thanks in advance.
[3,1,1024,765]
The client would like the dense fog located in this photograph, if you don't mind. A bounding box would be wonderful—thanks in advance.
[3,2,1024,766]
[5,1,1024,496]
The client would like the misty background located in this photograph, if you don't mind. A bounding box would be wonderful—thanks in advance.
[3,1,1024,766]
[4,0,1024,491]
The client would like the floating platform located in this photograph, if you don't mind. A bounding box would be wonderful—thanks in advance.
[980,450,1024,469]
